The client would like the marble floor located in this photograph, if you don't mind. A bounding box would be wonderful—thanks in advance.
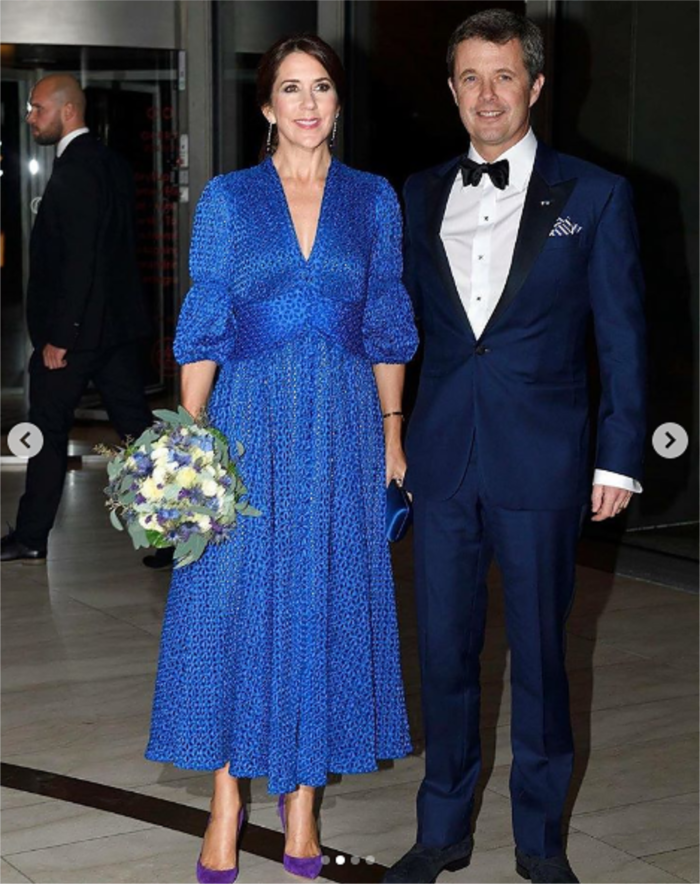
[1,464,698,884]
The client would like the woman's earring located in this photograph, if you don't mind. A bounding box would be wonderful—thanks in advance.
[330,116,339,151]
[266,121,274,154]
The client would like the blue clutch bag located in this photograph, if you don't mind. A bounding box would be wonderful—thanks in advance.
[386,479,413,543]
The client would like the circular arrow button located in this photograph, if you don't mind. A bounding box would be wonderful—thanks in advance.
[652,422,689,459]
[8,422,44,458]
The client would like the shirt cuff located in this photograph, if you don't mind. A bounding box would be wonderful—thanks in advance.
[593,469,643,494]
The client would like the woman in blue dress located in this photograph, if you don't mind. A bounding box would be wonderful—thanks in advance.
[146,34,418,882]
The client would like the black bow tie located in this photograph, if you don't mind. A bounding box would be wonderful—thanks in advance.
[460,157,510,190]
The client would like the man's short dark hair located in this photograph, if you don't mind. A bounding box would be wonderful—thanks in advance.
[447,8,544,85]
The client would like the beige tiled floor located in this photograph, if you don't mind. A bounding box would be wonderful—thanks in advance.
[1,466,698,883]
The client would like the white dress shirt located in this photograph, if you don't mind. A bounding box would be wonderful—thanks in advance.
[56,127,90,157]
[440,128,641,494]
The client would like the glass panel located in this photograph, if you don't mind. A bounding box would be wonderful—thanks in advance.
[0,74,26,429]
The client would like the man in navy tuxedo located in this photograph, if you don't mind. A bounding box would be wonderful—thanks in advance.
[385,10,646,884]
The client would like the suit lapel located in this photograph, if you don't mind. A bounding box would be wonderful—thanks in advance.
[482,143,576,337]
[426,159,477,341]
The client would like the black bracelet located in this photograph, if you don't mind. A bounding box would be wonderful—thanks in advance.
[382,411,404,420]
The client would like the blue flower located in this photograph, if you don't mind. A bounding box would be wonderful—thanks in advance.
[133,453,151,473]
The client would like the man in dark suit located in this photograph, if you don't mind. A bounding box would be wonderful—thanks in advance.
[385,10,646,884]
[1,74,156,563]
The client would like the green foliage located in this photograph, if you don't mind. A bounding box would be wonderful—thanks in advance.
[152,407,194,427]
[146,529,171,549]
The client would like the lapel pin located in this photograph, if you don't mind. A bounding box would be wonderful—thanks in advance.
[540,199,552,206]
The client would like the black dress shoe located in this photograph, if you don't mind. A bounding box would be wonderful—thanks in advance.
[142,546,175,570]
[383,836,473,883]
[0,529,46,564]
[516,850,579,883]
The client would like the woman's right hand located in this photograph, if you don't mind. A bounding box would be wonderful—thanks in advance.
[180,360,217,418]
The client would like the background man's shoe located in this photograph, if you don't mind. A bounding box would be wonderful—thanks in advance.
[383,836,473,883]
[516,850,579,883]
[142,546,175,570]
[1,530,46,564]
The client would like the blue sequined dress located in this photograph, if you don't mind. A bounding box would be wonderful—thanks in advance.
[146,158,418,793]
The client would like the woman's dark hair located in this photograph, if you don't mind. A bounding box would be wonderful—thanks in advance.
[257,33,345,158]
[447,9,544,85]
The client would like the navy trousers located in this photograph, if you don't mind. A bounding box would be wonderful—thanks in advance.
[413,442,585,858]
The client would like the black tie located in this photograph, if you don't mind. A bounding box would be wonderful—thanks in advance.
[460,157,510,190]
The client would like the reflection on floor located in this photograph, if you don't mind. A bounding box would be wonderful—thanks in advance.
[1,466,698,884]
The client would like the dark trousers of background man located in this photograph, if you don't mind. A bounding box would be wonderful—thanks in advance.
[15,341,152,550]
[412,440,587,858]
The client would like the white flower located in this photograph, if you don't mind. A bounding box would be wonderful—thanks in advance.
[193,514,211,531]
[191,448,215,467]
[152,447,170,465]
[141,477,162,501]
[138,513,164,532]
[177,467,198,488]
[201,479,218,497]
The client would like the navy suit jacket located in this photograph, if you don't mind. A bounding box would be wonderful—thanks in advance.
[403,141,647,509]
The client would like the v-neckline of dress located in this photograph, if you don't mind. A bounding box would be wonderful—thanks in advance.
[266,156,336,265]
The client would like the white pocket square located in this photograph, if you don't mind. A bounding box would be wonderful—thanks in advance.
[549,216,583,237]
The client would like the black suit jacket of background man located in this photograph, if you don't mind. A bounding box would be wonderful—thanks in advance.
[26,132,151,351]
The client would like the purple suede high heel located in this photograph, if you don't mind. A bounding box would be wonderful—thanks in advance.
[196,806,245,884]
[278,794,324,879]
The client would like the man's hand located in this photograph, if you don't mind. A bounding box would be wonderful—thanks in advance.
[591,484,632,522]
[42,344,68,370]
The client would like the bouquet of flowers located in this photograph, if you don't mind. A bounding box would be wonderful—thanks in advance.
[99,407,260,568]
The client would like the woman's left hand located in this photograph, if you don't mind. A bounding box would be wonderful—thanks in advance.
[385,441,407,488]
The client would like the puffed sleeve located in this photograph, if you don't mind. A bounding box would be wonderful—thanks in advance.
[362,177,419,364]
[173,177,237,365]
